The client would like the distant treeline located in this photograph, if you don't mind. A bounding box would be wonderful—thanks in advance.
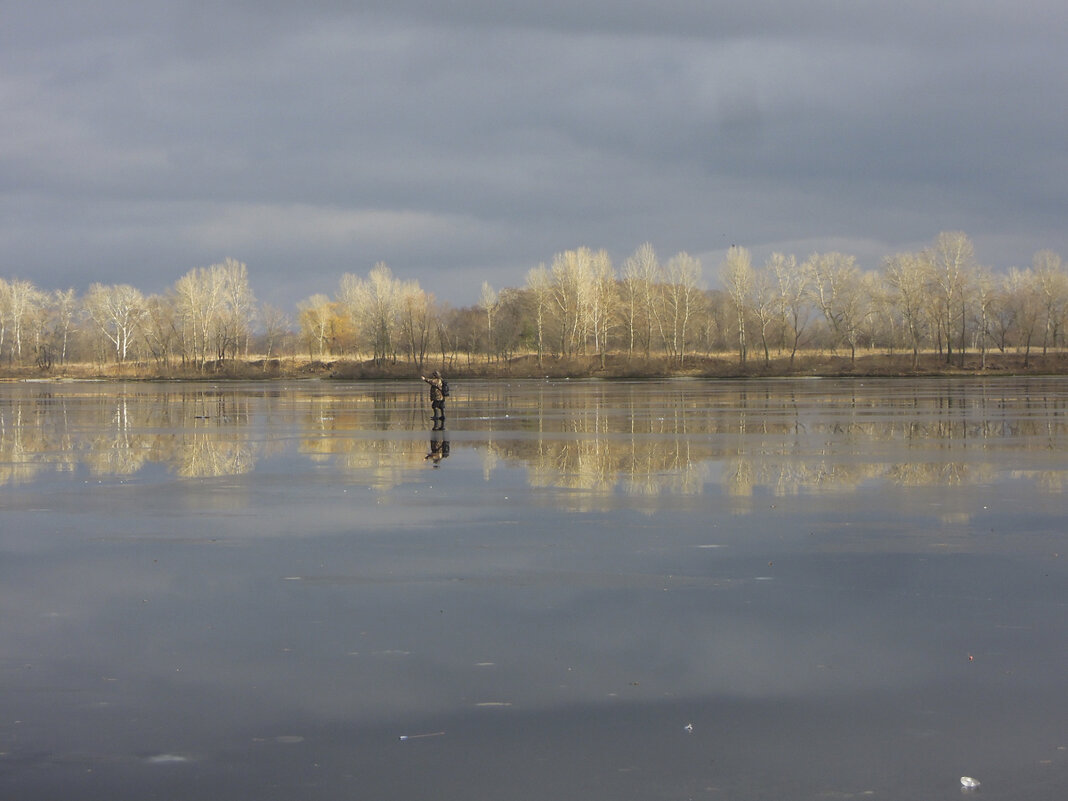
[1,231,1066,375]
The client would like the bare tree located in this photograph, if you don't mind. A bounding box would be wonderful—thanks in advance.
[51,288,78,365]
[493,287,527,362]
[260,304,290,365]
[337,263,405,364]
[525,263,553,366]
[83,283,148,363]
[297,294,336,358]
[926,231,977,366]
[2,278,47,365]
[804,252,864,363]
[141,293,178,367]
[751,257,779,364]
[366,263,402,364]
[173,266,222,367]
[550,247,597,357]
[1006,267,1043,365]
[169,261,256,366]
[663,252,702,365]
[883,251,931,369]
[0,278,9,361]
[1032,249,1067,354]
[336,272,364,357]
[987,276,1017,353]
[478,281,500,362]
[398,281,435,368]
[214,258,257,360]
[435,305,457,371]
[621,243,660,359]
[972,265,997,369]
[859,270,887,354]
[768,252,810,367]
[25,292,56,368]
[720,246,754,365]
[584,249,617,366]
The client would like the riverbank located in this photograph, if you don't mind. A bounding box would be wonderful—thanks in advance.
[2,351,1067,381]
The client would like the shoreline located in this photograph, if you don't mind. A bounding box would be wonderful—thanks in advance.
[2,351,1067,382]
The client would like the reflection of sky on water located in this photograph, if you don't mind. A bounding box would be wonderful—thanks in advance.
[2,379,1067,800]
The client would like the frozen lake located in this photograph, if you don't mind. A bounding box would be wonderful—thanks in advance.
[1,377,1066,800]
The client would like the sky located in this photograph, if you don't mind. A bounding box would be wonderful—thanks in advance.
[4,1,1067,310]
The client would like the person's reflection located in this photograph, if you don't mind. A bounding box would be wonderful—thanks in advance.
[425,427,450,467]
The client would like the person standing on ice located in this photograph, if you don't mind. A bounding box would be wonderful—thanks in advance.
[421,370,447,428]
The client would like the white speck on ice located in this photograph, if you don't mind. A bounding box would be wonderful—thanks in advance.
[146,754,189,764]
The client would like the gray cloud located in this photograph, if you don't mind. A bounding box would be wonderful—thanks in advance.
[3,1,1066,307]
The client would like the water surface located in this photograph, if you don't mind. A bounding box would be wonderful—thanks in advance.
[1,378,1066,800]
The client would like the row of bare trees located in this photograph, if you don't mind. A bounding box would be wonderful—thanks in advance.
[297,263,438,367]
[0,259,272,368]
[296,232,1066,369]
[717,233,1066,368]
[291,245,708,369]
[3,231,1066,371]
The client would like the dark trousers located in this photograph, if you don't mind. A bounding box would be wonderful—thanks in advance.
[431,399,445,420]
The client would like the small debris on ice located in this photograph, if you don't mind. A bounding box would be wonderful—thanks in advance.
[398,731,445,741]
[683,723,694,733]
[960,776,980,789]
[145,753,189,764]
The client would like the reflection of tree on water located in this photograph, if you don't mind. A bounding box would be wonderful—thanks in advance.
[467,381,1068,498]
[0,396,77,485]
[521,436,709,497]
[85,396,148,476]
[171,436,256,478]
[1,388,261,480]
[3,381,1068,497]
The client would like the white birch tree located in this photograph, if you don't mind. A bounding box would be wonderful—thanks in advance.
[622,243,660,358]
[588,249,617,367]
[663,252,702,365]
[804,252,864,363]
[883,251,932,369]
[51,288,78,365]
[297,294,335,358]
[926,231,977,366]
[83,283,148,363]
[213,258,256,360]
[525,263,553,366]
[768,252,810,367]
[720,246,754,365]
[478,281,499,361]
[1032,249,1067,354]
[174,266,222,367]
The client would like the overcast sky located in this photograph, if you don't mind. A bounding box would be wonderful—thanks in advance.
[4,1,1066,309]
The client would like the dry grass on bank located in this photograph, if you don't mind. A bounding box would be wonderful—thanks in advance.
[3,349,1067,382]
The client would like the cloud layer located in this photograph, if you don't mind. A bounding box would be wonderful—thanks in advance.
[4,1,1066,306]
